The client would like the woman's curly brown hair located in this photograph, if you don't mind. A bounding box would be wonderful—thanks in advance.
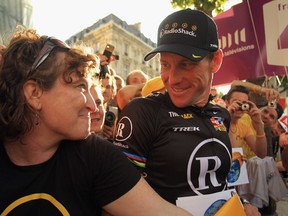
[0,27,99,140]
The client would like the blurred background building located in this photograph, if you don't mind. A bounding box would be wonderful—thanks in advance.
[66,14,158,79]
[0,0,33,44]
[0,0,158,79]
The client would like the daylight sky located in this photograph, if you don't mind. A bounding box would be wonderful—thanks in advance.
[32,0,177,43]
[32,0,240,43]
[32,0,240,92]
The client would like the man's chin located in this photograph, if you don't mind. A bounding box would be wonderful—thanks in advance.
[170,97,189,108]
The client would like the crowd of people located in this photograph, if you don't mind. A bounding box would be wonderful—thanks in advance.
[1,8,287,216]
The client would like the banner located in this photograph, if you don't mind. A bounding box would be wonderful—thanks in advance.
[213,0,288,85]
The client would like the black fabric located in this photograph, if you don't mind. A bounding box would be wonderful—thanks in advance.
[114,92,232,204]
[0,134,141,215]
[144,9,219,62]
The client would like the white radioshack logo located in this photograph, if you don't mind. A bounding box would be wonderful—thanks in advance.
[263,0,288,66]
[219,28,255,57]
[219,28,246,49]
[160,28,196,38]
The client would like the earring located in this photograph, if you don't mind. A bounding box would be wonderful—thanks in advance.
[35,113,40,126]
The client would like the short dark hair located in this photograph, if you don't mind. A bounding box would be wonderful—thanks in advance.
[226,85,249,101]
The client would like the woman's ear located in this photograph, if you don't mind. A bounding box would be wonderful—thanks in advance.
[211,49,223,74]
[23,80,43,110]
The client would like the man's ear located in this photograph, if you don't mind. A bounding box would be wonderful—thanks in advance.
[23,80,43,110]
[211,49,223,74]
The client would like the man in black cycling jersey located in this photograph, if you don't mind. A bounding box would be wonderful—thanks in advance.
[113,9,259,216]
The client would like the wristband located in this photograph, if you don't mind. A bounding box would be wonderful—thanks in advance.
[256,133,266,138]
[240,197,250,205]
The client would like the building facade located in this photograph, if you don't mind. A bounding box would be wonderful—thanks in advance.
[66,14,160,80]
[0,0,33,44]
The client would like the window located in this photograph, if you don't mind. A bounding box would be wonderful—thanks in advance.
[124,43,128,56]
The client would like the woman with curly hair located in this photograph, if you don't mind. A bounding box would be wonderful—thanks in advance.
[0,27,191,216]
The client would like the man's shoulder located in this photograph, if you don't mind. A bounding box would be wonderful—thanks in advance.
[206,103,230,115]
[128,93,168,108]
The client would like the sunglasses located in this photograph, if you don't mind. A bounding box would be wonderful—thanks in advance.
[30,37,70,72]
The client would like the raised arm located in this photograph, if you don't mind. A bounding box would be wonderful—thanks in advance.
[231,80,279,102]
[102,177,192,216]
[116,83,145,110]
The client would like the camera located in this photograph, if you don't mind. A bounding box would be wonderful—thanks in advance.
[268,100,277,109]
[113,54,120,60]
[99,44,116,79]
[104,111,116,127]
[104,106,118,127]
[238,103,251,111]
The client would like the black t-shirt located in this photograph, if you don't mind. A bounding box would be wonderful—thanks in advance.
[114,92,232,204]
[0,134,140,215]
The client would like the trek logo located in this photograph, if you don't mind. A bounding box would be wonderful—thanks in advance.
[187,138,231,195]
[173,127,200,132]
[219,28,246,49]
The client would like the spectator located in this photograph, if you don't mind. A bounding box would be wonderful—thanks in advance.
[113,9,258,215]
[260,103,282,158]
[114,74,125,93]
[230,81,285,214]
[259,103,285,215]
[271,120,285,137]
[276,133,288,172]
[282,145,288,170]
[100,74,118,141]
[210,86,218,98]
[116,69,149,110]
[126,69,148,85]
[225,85,267,159]
[209,89,226,108]
[113,74,125,109]
[0,28,192,216]
[230,79,282,157]
[90,82,105,134]
[101,73,117,109]
[90,80,116,142]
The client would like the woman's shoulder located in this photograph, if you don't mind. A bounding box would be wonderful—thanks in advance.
[61,134,116,156]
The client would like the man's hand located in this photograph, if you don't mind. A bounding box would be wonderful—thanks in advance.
[261,87,279,102]
[247,101,264,127]
[227,100,242,115]
[102,124,115,141]
[243,203,261,216]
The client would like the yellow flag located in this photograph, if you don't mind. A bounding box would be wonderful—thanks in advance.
[215,193,246,216]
